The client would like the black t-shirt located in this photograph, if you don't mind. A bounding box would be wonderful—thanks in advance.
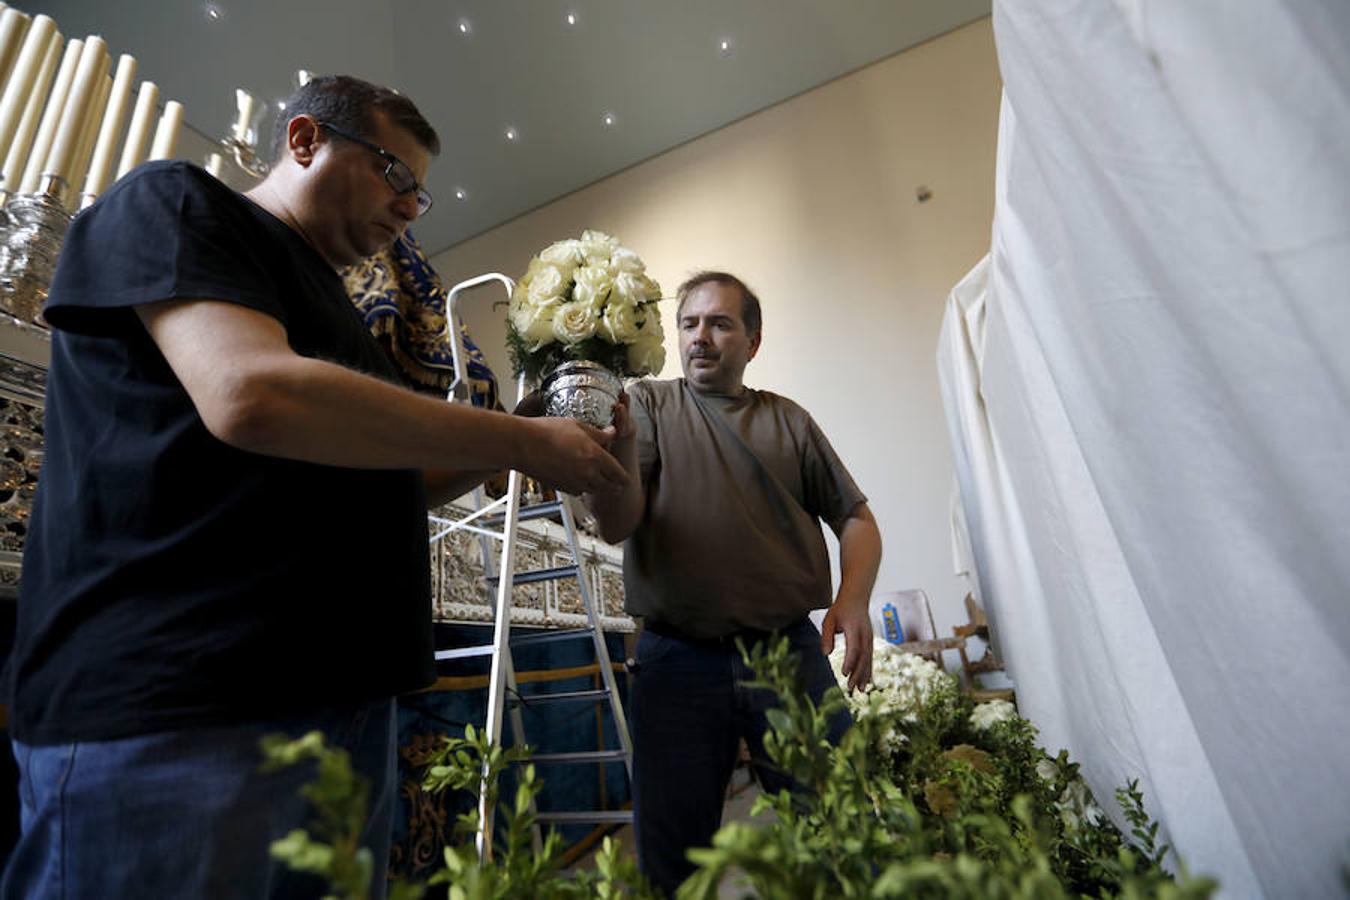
[6,161,435,744]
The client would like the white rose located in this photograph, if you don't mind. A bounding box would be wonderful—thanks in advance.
[1036,758,1060,783]
[626,333,666,375]
[580,229,618,263]
[526,264,568,306]
[573,264,614,310]
[601,299,644,344]
[510,298,558,350]
[610,271,647,308]
[611,246,644,273]
[539,239,583,267]
[551,299,600,344]
[637,302,665,339]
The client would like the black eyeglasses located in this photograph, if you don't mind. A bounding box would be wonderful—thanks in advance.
[318,121,433,216]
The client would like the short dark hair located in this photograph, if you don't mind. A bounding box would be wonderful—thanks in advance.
[675,271,762,338]
[271,74,440,161]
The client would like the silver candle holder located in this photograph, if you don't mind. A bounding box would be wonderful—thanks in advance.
[0,173,72,325]
[220,134,269,179]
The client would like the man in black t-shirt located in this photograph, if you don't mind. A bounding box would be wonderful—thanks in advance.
[1,75,630,899]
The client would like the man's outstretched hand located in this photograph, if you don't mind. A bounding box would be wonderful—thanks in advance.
[821,598,874,692]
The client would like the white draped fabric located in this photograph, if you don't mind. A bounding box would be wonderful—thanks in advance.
[938,2,1350,897]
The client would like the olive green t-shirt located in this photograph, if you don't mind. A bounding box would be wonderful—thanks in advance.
[623,379,867,639]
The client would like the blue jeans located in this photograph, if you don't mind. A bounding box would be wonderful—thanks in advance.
[629,618,851,897]
[2,699,397,900]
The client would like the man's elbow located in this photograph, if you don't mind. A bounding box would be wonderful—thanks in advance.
[199,370,289,453]
[592,503,641,545]
[597,519,635,545]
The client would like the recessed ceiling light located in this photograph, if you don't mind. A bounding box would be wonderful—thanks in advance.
[504,126,518,142]
[204,3,224,23]
[565,12,577,26]
[602,112,616,128]
[457,18,472,35]
[718,38,733,54]
[454,187,467,201]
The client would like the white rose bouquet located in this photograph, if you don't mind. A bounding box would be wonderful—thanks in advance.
[505,229,665,382]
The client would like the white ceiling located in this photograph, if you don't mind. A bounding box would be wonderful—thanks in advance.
[31,0,990,255]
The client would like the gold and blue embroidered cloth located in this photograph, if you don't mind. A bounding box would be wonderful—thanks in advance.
[343,230,499,409]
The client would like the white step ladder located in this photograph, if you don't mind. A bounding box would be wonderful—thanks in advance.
[430,273,635,861]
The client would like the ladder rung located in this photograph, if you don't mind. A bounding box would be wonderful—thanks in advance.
[526,750,629,764]
[510,689,610,706]
[488,565,579,586]
[434,644,495,661]
[535,810,634,825]
[511,627,595,647]
[480,501,564,528]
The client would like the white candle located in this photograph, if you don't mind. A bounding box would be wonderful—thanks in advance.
[114,79,157,179]
[69,68,110,206]
[44,35,106,186]
[81,52,135,198]
[18,36,81,194]
[233,88,255,142]
[148,100,182,161]
[0,13,54,169]
[1,27,59,193]
[0,8,29,93]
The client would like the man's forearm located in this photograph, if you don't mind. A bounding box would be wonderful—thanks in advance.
[834,504,882,608]
[138,297,629,498]
[424,467,503,508]
[223,353,539,472]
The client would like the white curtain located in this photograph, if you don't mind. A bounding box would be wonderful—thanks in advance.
[938,2,1350,897]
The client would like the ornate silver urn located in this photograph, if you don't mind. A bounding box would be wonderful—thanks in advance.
[541,359,622,429]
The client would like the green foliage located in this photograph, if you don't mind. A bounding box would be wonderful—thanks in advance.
[264,723,657,899]
[261,731,424,900]
[670,636,1219,900]
[506,325,633,383]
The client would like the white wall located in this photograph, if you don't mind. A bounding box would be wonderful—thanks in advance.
[431,18,1000,636]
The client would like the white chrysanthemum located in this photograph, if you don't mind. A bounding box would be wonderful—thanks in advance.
[969,699,1017,731]
[1056,778,1105,834]
[829,639,951,731]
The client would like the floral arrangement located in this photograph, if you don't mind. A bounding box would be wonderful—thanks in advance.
[505,229,666,383]
[269,637,1217,899]
[809,638,1216,899]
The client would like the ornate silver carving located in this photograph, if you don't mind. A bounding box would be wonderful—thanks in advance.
[220,135,269,180]
[428,498,633,632]
[0,175,73,324]
[541,359,622,428]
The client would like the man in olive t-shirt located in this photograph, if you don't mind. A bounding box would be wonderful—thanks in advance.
[587,271,883,896]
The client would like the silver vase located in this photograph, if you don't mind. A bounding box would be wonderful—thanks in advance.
[541,359,622,428]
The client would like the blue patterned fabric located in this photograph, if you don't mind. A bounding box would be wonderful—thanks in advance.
[343,230,500,409]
